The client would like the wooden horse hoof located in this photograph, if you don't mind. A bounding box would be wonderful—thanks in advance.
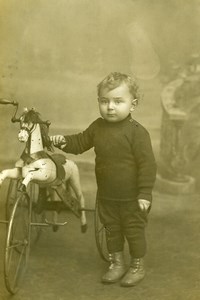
[81,224,88,233]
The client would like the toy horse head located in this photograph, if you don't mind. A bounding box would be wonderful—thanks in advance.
[18,108,52,151]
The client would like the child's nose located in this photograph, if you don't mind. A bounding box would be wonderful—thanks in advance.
[108,101,114,109]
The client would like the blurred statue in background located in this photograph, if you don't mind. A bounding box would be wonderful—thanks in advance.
[157,53,200,194]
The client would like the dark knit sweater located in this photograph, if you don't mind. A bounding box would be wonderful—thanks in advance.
[62,115,157,202]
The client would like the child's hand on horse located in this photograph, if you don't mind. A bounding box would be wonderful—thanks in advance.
[50,135,66,147]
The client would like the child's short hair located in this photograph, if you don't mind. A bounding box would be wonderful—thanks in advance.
[97,72,141,101]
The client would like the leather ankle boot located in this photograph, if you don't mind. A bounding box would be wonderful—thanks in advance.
[121,257,145,287]
[101,251,126,284]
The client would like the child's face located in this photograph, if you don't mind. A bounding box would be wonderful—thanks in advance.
[98,83,136,122]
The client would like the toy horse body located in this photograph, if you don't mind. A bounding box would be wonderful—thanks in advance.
[0,108,87,228]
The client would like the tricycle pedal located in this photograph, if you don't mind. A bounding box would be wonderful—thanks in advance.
[44,219,68,227]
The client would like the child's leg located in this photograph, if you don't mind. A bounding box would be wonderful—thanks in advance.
[98,199,126,283]
[98,199,124,253]
[120,201,147,286]
[121,201,147,258]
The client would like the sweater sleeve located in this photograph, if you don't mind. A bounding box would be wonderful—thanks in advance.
[61,120,96,155]
[132,124,157,202]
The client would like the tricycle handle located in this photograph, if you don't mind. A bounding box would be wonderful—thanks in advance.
[0,98,18,106]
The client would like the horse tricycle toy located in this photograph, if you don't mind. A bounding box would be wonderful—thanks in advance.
[0,98,108,294]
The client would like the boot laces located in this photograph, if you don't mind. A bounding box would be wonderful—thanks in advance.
[108,253,123,270]
[108,254,115,269]
[109,262,115,270]
[130,258,141,273]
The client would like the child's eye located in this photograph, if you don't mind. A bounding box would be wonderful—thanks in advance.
[115,100,122,104]
[99,99,108,104]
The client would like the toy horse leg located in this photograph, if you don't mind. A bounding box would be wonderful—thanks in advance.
[0,167,21,186]
[21,159,57,190]
[21,169,52,190]
[67,162,87,233]
[21,170,38,190]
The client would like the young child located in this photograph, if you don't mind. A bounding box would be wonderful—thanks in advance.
[51,72,157,287]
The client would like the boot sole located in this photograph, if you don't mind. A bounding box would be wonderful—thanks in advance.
[102,276,123,284]
[102,273,126,284]
[102,280,118,284]
[120,275,145,287]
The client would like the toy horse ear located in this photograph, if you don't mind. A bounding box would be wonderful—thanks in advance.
[23,107,28,112]
[31,107,36,111]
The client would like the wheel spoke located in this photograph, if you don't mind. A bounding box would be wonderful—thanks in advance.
[8,240,27,249]
[11,243,27,288]
[4,188,31,294]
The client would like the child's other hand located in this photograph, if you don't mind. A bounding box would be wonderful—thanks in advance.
[50,135,66,147]
[138,199,151,211]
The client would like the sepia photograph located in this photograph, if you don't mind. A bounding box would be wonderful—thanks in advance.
[0,0,200,299]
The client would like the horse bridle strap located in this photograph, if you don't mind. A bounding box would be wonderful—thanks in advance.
[21,150,49,164]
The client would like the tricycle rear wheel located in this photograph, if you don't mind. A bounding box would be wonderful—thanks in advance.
[94,198,109,262]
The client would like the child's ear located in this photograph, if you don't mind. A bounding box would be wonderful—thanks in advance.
[130,99,138,111]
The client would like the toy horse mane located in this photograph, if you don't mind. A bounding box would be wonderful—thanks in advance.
[22,109,53,151]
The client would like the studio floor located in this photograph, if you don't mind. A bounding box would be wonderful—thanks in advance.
[0,164,199,300]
